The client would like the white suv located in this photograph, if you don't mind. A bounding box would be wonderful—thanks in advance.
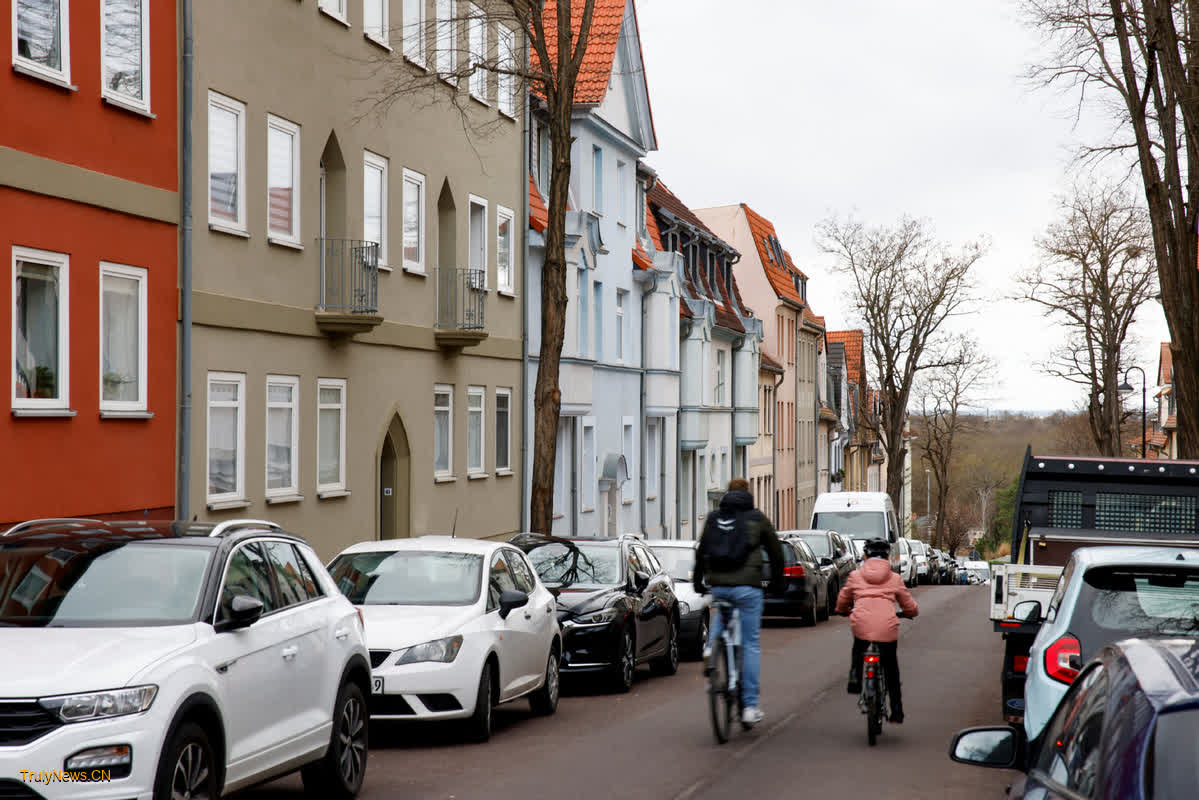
[0,518,371,800]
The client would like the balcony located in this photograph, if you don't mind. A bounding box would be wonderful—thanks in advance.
[434,267,488,350]
[315,239,383,336]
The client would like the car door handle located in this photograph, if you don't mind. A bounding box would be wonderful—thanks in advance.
[334,627,350,641]
[281,645,299,661]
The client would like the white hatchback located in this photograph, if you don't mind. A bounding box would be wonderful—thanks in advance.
[0,518,371,800]
[327,537,561,742]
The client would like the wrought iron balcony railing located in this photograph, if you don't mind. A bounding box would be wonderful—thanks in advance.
[434,267,489,349]
[318,238,379,314]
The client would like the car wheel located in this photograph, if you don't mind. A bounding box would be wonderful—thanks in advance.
[154,721,220,800]
[803,597,818,626]
[529,646,560,716]
[300,681,368,799]
[466,663,495,742]
[611,627,636,692]
[652,614,680,676]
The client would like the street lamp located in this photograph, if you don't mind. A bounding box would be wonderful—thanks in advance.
[924,467,931,537]
[1118,365,1147,459]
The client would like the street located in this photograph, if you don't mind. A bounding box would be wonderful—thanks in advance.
[245,585,1013,800]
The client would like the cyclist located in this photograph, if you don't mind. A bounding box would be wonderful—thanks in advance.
[835,538,918,724]
[693,477,784,727]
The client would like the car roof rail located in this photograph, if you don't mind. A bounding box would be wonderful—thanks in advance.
[2,517,104,536]
[208,519,283,538]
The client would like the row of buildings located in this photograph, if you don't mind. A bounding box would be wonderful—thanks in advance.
[2,0,892,558]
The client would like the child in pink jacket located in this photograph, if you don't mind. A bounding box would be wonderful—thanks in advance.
[835,539,919,723]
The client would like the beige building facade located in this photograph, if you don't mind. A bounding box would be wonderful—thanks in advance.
[188,0,527,559]
[751,354,784,523]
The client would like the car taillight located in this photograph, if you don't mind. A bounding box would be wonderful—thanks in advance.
[783,565,805,578]
[1044,636,1081,684]
[1013,656,1029,674]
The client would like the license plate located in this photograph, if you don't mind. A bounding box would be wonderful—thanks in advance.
[372,677,384,695]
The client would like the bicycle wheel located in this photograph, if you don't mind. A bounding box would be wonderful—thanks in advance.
[707,642,733,744]
[866,680,882,746]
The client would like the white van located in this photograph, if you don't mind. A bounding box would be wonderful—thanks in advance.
[810,492,902,572]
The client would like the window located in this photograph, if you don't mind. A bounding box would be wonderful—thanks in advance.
[364,151,388,266]
[615,290,626,361]
[208,92,246,229]
[622,418,634,503]
[577,270,589,357]
[468,195,488,288]
[646,419,659,499]
[1035,666,1107,796]
[496,205,513,292]
[101,0,149,110]
[267,115,301,243]
[99,262,147,411]
[715,349,726,404]
[435,0,455,77]
[265,375,300,496]
[507,549,536,594]
[467,385,485,475]
[593,281,603,361]
[317,378,346,491]
[592,147,603,213]
[617,161,628,224]
[403,0,425,65]
[468,3,486,102]
[487,551,517,611]
[364,0,387,42]
[536,123,550,193]
[495,388,511,472]
[497,25,515,117]
[680,454,692,526]
[318,0,346,20]
[434,384,453,476]
[13,247,69,409]
[553,418,569,515]
[13,0,69,84]
[207,372,245,502]
[669,298,677,368]
[402,169,425,273]
[265,542,322,605]
[637,180,646,237]
[581,418,596,511]
[218,544,277,621]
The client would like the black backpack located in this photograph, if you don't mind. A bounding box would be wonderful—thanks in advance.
[705,510,754,572]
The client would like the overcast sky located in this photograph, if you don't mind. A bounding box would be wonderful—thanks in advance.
[635,0,1171,413]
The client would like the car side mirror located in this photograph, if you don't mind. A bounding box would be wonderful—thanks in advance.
[1013,600,1043,624]
[632,571,650,593]
[498,589,529,620]
[216,594,264,633]
[948,726,1023,769]
[820,557,834,567]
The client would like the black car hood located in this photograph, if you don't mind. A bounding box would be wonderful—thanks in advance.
[551,585,622,619]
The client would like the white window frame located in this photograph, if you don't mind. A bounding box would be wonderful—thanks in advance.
[615,289,626,362]
[318,0,348,22]
[206,371,246,504]
[207,91,246,231]
[593,280,603,361]
[468,194,488,289]
[496,205,514,293]
[646,419,659,500]
[434,383,454,478]
[266,114,301,244]
[617,161,628,225]
[435,0,455,80]
[592,146,603,213]
[495,387,511,473]
[581,416,596,512]
[364,150,389,267]
[553,417,569,516]
[716,349,726,405]
[100,0,150,112]
[467,385,486,476]
[317,378,347,492]
[364,0,388,45]
[264,375,300,497]
[98,261,147,412]
[401,168,426,274]
[621,417,635,504]
[12,246,70,411]
[468,3,487,103]
[403,0,426,67]
[497,24,515,118]
[12,0,71,86]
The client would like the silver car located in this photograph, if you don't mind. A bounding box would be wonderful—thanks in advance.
[646,539,711,659]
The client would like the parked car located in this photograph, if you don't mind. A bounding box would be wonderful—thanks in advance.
[849,538,866,564]
[896,537,917,587]
[949,637,1199,799]
[907,538,931,584]
[0,518,371,800]
[939,551,958,584]
[645,539,710,659]
[1017,546,1199,746]
[810,492,903,574]
[763,538,830,625]
[510,534,680,692]
[788,529,855,602]
[327,536,561,742]
[925,548,942,585]
[965,560,991,585]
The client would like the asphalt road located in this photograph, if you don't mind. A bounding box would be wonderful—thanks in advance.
[245,584,1015,800]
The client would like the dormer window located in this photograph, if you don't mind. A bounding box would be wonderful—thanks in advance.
[762,236,773,263]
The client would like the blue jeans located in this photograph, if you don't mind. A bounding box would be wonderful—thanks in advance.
[708,585,764,708]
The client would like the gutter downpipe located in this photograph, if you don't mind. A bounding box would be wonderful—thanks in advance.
[773,370,783,524]
[178,0,194,521]
[519,53,531,534]
[638,268,659,536]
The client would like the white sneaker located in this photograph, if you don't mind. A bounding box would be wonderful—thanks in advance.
[741,706,765,726]
[702,643,713,662]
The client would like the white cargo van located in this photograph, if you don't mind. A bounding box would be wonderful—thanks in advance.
[810,492,902,572]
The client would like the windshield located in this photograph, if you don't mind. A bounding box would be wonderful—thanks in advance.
[327,551,483,605]
[909,540,926,556]
[851,540,865,557]
[650,547,695,581]
[524,542,623,589]
[798,534,831,558]
[0,542,211,627]
[813,511,885,540]
[1071,566,1199,647]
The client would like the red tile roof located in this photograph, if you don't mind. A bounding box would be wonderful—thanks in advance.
[1159,342,1173,386]
[528,173,548,233]
[632,242,652,271]
[645,195,663,250]
[535,0,627,105]
[1164,414,1177,430]
[826,330,867,388]
[802,307,825,329]
[741,204,805,306]
[649,181,718,237]
[760,351,784,374]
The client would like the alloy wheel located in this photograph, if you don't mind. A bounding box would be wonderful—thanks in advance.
[621,631,635,686]
[337,693,367,788]
[547,653,560,705]
[171,742,211,800]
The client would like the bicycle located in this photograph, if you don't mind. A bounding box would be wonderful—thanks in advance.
[705,598,750,744]
[858,612,907,747]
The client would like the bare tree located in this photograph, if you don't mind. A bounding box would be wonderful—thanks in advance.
[818,215,986,516]
[918,338,992,550]
[1022,0,1199,457]
[1016,182,1158,455]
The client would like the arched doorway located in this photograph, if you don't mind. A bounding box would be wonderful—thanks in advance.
[379,414,411,540]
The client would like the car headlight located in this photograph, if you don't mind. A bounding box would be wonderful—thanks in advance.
[39,686,157,723]
[677,601,690,616]
[573,608,620,625]
[395,635,463,665]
